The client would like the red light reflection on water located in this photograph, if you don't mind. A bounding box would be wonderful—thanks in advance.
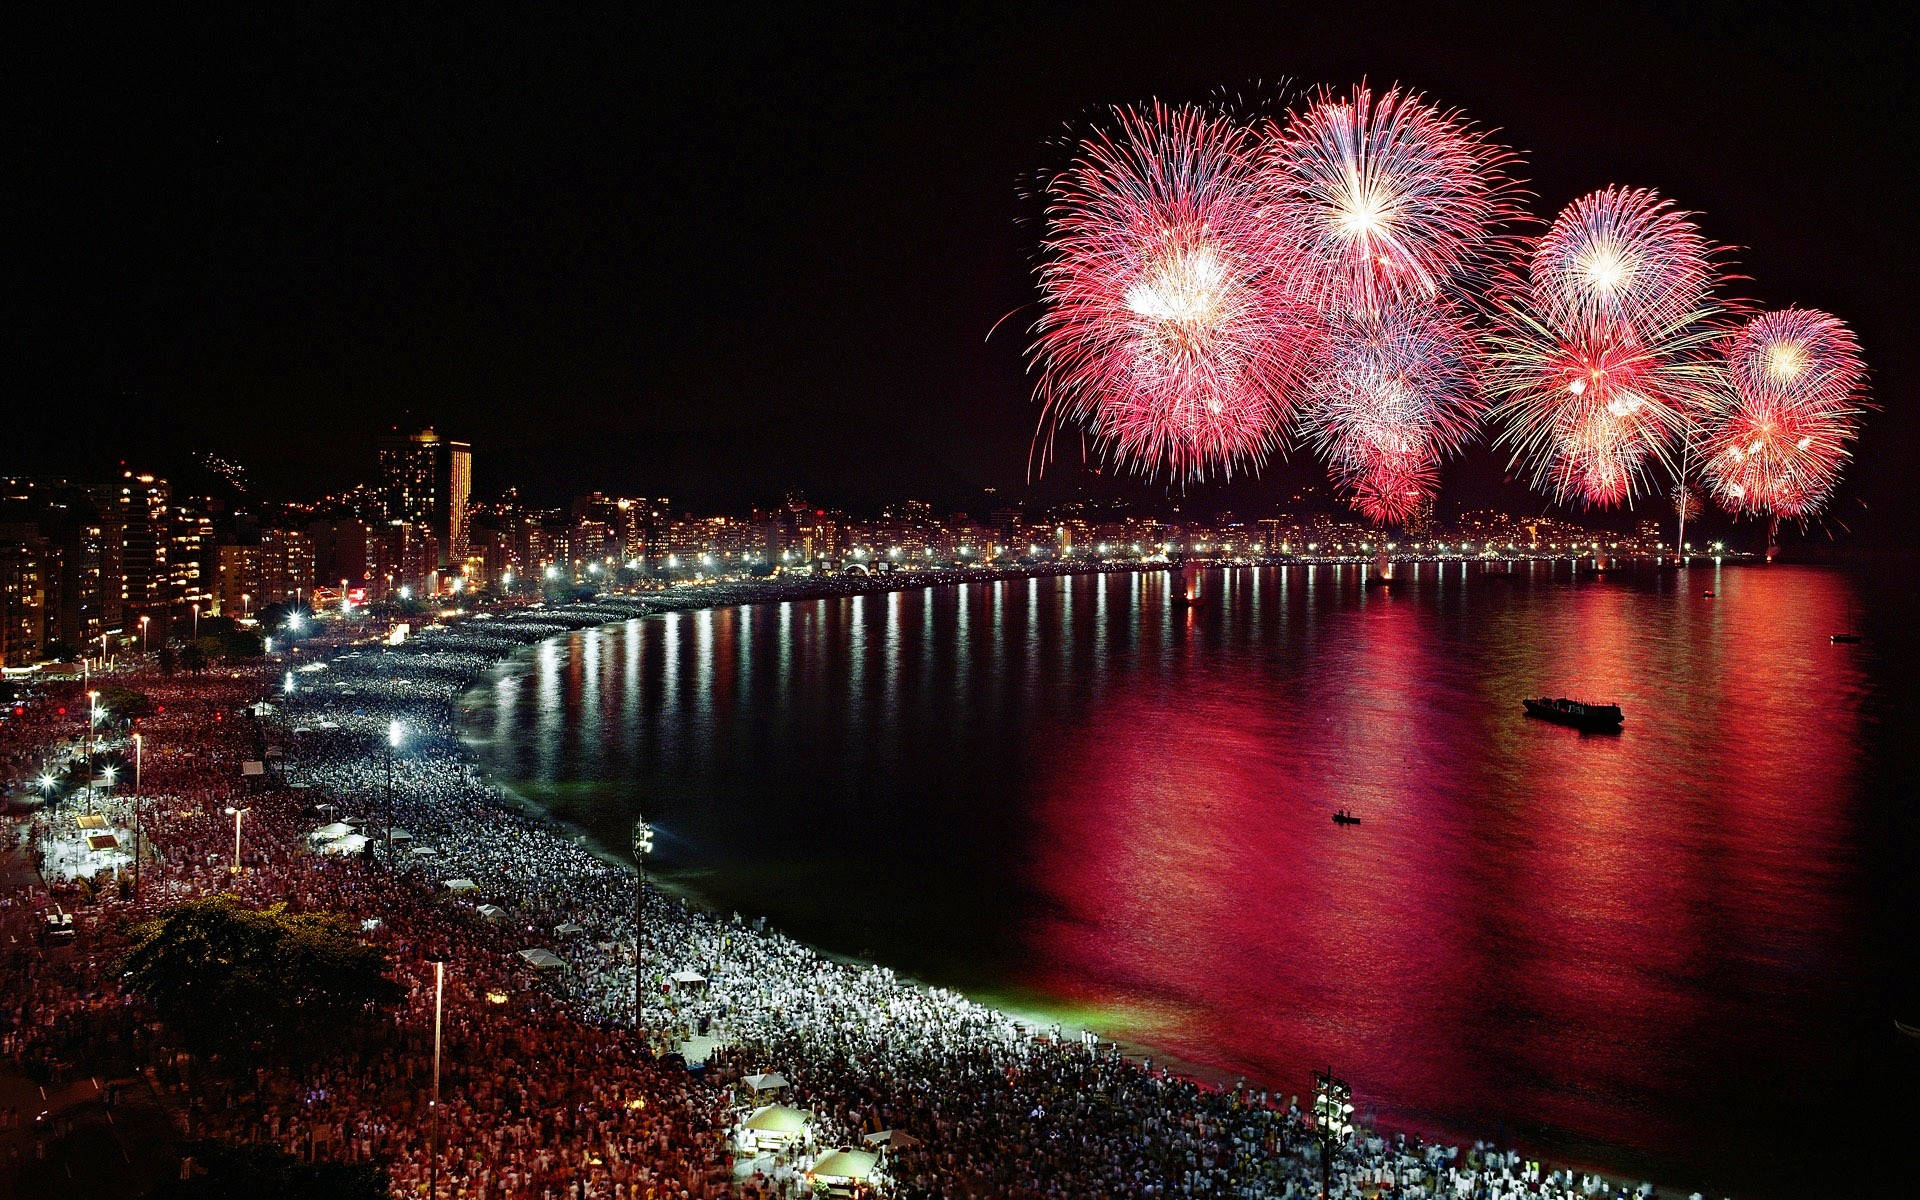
[1020,567,1864,1181]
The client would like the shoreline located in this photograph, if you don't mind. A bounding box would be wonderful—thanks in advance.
[443,566,1726,1197]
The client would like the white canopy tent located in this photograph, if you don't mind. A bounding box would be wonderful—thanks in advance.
[742,1072,790,1093]
[308,822,353,842]
[517,948,566,971]
[670,969,708,986]
[444,878,478,894]
[739,1104,811,1151]
[320,833,370,856]
[810,1149,878,1183]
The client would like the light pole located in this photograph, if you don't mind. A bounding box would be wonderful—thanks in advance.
[386,719,405,861]
[192,602,200,641]
[132,732,144,898]
[1313,1068,1353,1200]
[429,959,445,1200]
[139,615,150,654]
[632,816,654,1029]
[85,690,101,814]
[225,806,248,875]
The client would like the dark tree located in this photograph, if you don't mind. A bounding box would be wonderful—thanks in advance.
[178,643,208,674]
[119,896,402,1056]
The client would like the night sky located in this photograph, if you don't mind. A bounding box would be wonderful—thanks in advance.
[12,5,1916,540]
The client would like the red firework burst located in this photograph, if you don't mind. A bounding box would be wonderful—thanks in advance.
[1528,186,1716,337]
[1488,309,1722,507]
[1259,83,1519,314]
[1029,102,1318,480]
[1702,308,1865,520]
[1303,302,1485,524]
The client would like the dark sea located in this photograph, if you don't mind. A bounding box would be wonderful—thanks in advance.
[462,562,1920,1198]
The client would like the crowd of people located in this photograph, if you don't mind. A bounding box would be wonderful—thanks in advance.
[2,578,1726,1199]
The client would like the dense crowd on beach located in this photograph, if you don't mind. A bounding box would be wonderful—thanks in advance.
[2,575,1730,1199]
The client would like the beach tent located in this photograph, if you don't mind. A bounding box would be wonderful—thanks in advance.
[742,1072,790,1092]
[76,815,108,831]
[554,921,587,938]
[475,904,508,922]
[740,1104,811,1150]
[410,845,439,858]
[670,969,708,986]
[444,878,478,894]
[309,822,353,842]
[321,833,370,856]
[862,1130,920,1150]
[241,761,265,777]
[389,827,415,844]
[811,1150,878,1183]
[517,947,566,971]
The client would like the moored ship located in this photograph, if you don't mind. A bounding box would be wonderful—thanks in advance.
[1522,696,1625,731]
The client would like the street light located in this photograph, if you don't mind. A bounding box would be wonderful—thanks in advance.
[429,959,446,1200]
[132,732,145,897]
[139,614,150,654]
[386,719,405,860]
[225,805,249,875]
[632,816,654,1029]
[85,689,101,814]
[192,602,200,640]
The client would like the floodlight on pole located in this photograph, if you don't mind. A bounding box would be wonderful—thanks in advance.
[225,806,249,875]
[632,816,654,1028]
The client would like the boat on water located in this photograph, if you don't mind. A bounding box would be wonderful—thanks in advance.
[1332,810,1361,825]
[1831,633,1863,644]
[1522,697,1625,731]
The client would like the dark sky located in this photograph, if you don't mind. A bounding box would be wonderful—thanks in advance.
[10,4,1916,538]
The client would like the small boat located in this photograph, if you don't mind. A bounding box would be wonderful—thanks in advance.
[1830,633,1863,644]
[1523,697,1625,731]
[1332,810,1362,825]
[1171,590,1204,610]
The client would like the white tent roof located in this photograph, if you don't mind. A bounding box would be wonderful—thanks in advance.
[517,948,566,971]
[389,827,414,843]
[670,969,707,984]
[410,845,439,858]
[742,1072,790,1092]
[554,921,586,937]
[444,878,478,893]
[321,833,370,856]
[741,1104,810,1134]
[476,904,508,921]
[811,1150,878,1181]
[309,822,353,841]
[862,1129,920,1148]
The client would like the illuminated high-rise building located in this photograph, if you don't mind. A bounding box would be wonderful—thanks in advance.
[377,427,472,568]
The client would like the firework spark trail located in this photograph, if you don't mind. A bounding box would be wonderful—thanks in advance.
[1026,87,1865,521]
[1528,186,1715,337]
[1303,302,1485,523]
[1258,83,1521,316]
[1029,102,1319,481]
[1489,188,1727,507]
[1702,308,1865,520]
